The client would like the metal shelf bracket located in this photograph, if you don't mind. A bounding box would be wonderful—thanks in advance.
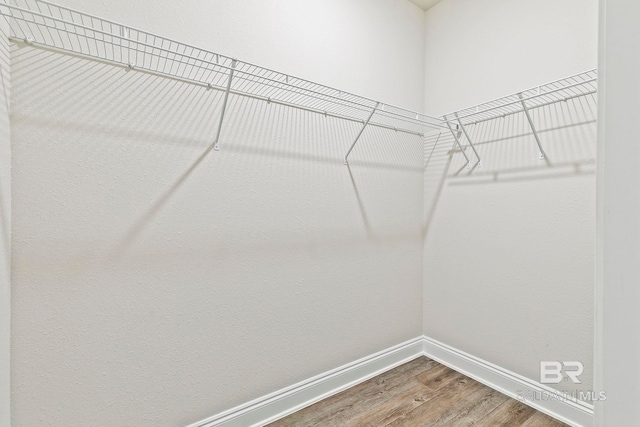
[444,115,471,168]
[454,112,482,167]
[213,59,238,151]
[344,102,380,165]
[518,93,546,160]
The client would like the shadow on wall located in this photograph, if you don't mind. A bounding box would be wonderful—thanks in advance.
[10,44,427,426]
[423,93,597,239]
[10,43,425,273]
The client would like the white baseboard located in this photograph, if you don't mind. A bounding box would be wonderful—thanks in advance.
[421,336,594,427]
[187,336,595,427]
[186,337,424,427]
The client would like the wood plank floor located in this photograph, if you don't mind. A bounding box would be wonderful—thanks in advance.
[266,357,568,427]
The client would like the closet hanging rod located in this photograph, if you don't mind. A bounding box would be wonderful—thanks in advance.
[459,89,597,126]
[0,0,447,137]
[443,69,597,126]
[5,2,376,117]
[6,34,428,138]
[5,36,429,140]
[448,77,597,124]
[3,4,380,117]
[437,69,597,165]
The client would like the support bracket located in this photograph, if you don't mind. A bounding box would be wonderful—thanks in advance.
[444,115,470,168]
[213,59,237,151]
[454,113,482,167]
[344,102,380,164]
[518,93,546,160]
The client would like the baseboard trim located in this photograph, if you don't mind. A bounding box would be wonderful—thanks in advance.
[186,337,424,427]
[421,336,594,427]
[188,335,595,427]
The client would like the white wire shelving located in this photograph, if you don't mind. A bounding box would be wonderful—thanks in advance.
[0,0,448,163]
[0,0,599,167]
[442,69,598,167]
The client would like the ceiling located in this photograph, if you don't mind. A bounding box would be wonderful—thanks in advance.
[407,0,443,11]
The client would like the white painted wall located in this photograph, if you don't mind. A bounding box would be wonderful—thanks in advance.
[0,16,10,427]
[422,0,598,398]
[595,0,640,424]
[9,1,426,426]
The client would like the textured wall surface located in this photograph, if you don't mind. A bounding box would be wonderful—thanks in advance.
[10,0,426,426]
[423,0,598,397]
[8,0,602,424]
[0,16,10,427]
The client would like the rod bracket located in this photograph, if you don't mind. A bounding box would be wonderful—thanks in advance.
[518,93,546,160]
[444,116,470,168]
[213,60,238,151]
[344,102,379,165]
[454,112,482,167]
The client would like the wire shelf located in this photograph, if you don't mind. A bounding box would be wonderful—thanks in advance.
[0,0,446,138]
[440,69,597,167]
[445,69,598,126]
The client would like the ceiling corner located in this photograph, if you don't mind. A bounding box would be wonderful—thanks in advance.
[407,0,443,12]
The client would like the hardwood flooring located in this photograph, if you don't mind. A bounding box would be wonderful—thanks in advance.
[266,357,568,427]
